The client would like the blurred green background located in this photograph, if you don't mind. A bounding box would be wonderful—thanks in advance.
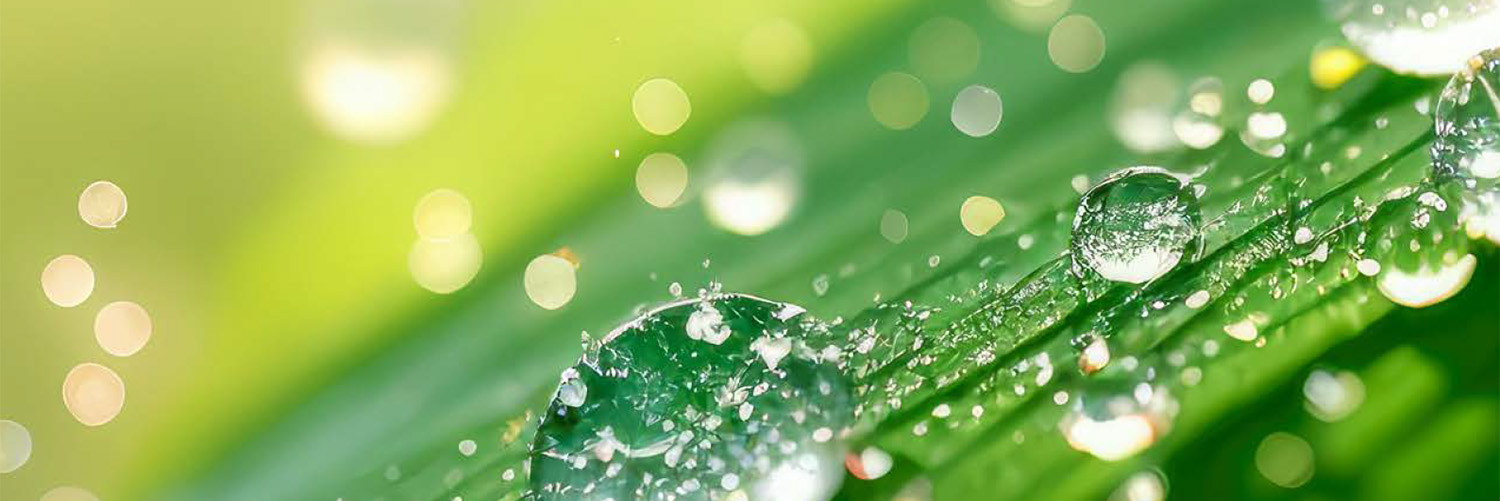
[1,0,1495,499]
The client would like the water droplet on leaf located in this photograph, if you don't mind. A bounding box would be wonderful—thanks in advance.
[1070,167,1202,284]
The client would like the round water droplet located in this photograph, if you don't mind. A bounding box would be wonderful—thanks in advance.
[1070,167,1202,284]
[1320,0,1500,75]
[530,294,852,500]
[1432,48,1500,238]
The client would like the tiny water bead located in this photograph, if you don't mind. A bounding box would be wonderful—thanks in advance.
[1320,0,1500,75]
[1070,167,1202,284]
[529,294,853,500]
[1432,48,1500,239]
[960,195,1006,236]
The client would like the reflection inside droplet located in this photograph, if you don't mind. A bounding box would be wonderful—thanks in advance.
[1376,252,1477,308]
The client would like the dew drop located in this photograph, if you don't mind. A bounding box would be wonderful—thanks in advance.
[869,72,930,130]
[1255,432,1315,488]
[1320,0,1500,75]
[530,294,851,500]
[1303,369,1366,422]
[1070,167,1202,284]
[1376,252,1477,307]
[1432,48,1500,239]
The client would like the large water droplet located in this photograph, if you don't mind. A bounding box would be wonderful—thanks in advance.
[1321,0,1500,75]
[530,294,852,500]
[1433,48,1500,243]
[1070,167,1202,284]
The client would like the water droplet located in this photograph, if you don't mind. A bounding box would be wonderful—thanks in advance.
[951,85,1004,137]
[636,153,689,209]
[1223,319,1259,342]
[94,301,152,357]
[530,294,851,500]
[1070,167,1202,284]
[63,363,125,426]
[1377,252,1477,307]
[1433,48,1500,240]
[0,420,32,473]
[78,181,127,229]
[811,274,831,297]
[458,439,477,457]
[633,78,692,135]
[1321,0,1500,75]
